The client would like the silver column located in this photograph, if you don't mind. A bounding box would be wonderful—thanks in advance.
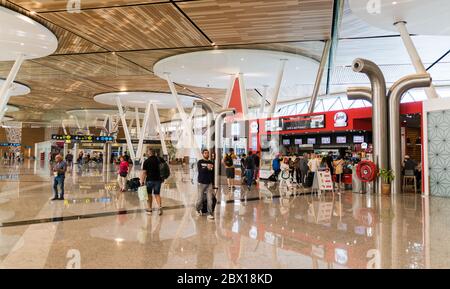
[388,74,431,195]
[214,109,236,189]
[347,87,372,103]
[308,40,332,113]
[194,100,215,151]
[351,59,388,195]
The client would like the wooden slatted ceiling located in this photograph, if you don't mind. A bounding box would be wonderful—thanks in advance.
[177,0,334,45]
[41,3,211,51]
[34,53,151,77]
[7,0,170,12]
[1,0,106,54]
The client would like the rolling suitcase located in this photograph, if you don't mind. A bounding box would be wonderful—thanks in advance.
[304,172,314,188]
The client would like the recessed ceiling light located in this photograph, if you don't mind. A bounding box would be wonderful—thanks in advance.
[392,1,398,5]
[211,42,216,46]
[240,58,245,61]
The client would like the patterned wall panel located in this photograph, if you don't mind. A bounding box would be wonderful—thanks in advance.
[427,110,450,197]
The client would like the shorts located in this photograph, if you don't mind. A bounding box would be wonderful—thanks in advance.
[146,180,162,195]
[226,167,235,179]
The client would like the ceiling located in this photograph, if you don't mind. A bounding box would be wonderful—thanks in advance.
[0,0,450,124]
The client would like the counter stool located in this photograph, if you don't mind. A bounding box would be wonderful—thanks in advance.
[403,170,417,193]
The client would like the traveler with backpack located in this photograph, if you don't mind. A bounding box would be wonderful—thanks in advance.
[117,156,129,192]
[140,149,163,215]
[245,151,256,190]
[223,148,236,190]
[196,149,215,220]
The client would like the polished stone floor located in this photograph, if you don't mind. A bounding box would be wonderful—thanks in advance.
[0,160,449,269]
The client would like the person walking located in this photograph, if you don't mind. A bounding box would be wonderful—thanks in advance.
[140,149,163,215]
[196,149,215,220]
[117,156,129,192]
[334,156,345,190]
[245,151,256,190]
[293,155,301,184]
[51,154,67,201]
[223,148,237,190]
[253,151,260,184]
[299,153,309,184]
[272,154,281,181]
[240,154,247,184]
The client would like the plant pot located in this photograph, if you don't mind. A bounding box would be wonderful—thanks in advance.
[382,183,391,195]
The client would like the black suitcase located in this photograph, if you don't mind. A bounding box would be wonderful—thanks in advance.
[304,172,314,188]
[127,178,141,191]
[201,194,217,214]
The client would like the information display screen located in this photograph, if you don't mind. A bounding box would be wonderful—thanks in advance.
[282,139,291,145]
[307,138,316,145]
[52,135,114,143]
[336,136,347,144]
[295,139,303,145]
[321,137,331,144]
[282,115,325,131]
[353,136,364,143]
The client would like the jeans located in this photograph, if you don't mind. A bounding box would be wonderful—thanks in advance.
[146,180,162,195]
[196,183,214,215]
[53,175,65,198]
[245,169,254,188]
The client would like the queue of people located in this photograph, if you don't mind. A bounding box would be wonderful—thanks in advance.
[271,152,347,190]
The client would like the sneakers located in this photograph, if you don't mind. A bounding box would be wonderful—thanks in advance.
[50,197,58,201]
[145,209,152,215]
[196,210,203,217]
[207,215,215,220]
[158,208,163,216]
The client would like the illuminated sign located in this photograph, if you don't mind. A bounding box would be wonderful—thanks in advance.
[0,143,20,147]
[282,115,325,131]
[334,112,348,127]
[51,135,114,143]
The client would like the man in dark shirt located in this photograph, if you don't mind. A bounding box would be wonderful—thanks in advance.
[253,151,260,184]
[141,149,163,215]
[196,149,215,220]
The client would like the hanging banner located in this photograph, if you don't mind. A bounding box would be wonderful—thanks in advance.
[282,115,325,131]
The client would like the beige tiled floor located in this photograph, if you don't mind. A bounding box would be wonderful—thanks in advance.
[0,161,449,268]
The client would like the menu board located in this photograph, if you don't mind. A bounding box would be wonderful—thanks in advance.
[282,139,291,145]
[307,138,316,145]
[353,135,365,143]
[282,115,325,131]
[295,139,303,145]
[265,119,282,132]
[321,137,331,144]
[336,136,347,144]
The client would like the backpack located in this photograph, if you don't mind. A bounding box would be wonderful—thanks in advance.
[160,161,171,180]
[224,154,233,167]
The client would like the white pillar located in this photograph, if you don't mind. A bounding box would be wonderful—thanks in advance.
[238,73,249,118]
[260,85,269,115]
[61,121,68,135]
[135,107,141,136]
[165,73,201,159]
[136,101,152,161]
[395,21,439,99]
[223,74,236,109]
[153,104,168,157]
[115,96,136,161]
[0,54,25,122]
[73,143,78,164]
[268,59,287,115]
[63,143,68,158]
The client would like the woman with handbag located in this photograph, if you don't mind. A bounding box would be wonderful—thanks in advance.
[117,156,129,192]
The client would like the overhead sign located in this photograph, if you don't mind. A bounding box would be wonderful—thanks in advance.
[282,115,325,131]
[334,112,348,127]
[250,121,259,134]
[0,143,21,147]
[51,135,114,143]
[265,119,282,132]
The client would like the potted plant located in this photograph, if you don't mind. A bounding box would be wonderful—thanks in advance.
[379,169,395,195]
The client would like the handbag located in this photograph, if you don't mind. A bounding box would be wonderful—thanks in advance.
[138,185,148,201]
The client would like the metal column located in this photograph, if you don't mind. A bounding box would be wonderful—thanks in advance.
[136,101,152,161]
[214,109,236,189]
[268,59,287,115]
[388,74,431,194]
[395,21,439,99]
[351,59,388,195]
[153,104,169,157]
[308,40,332,113]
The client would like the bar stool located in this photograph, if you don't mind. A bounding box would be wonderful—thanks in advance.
[403,170,417,193]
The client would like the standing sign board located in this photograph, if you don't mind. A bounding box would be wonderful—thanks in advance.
[317,171,334,194]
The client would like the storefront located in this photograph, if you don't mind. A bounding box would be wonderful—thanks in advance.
[249,102,423,182]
